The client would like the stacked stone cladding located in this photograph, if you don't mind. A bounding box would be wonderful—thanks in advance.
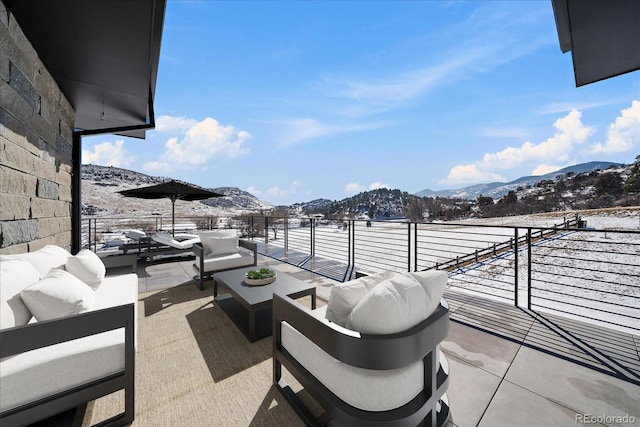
[0,0,75,254]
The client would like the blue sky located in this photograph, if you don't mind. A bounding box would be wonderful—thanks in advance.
[82,0,640,206]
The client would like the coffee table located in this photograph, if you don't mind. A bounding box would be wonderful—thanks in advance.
[214,267,316,342]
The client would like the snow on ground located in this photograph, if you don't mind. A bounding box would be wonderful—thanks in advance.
[266,209,640,334]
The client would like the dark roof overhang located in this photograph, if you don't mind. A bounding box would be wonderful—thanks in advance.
[5,0,166,138]
[551,0,640,87]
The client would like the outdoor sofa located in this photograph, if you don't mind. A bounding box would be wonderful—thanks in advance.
[273,270,450,426]
[192,229,257,290]
[0,245,137,426]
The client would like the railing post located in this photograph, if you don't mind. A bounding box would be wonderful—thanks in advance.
[350,219,355,268]
[311,218,315,257]
[514,228,519,307]
[407,222,412,272]
[87,218,92,251]
[527,228,532,310]
[92,218,97,251]
[265,217,269,245]
[284,217,288,251]
[414,222,418,272]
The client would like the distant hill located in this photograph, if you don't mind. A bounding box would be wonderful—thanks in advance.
[416,161,623,199]
[291,160,639,221]
[81,164,273,216]
[292,188,415,219]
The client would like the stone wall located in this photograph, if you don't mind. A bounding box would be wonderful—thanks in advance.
[0,0,75,255]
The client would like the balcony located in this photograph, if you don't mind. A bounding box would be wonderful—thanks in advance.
[81,214,639,426]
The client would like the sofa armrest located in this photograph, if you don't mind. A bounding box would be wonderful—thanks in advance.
[1,304,136,426]
[0,303,135,358]
[193,241,205,259]
[239,239,257,266]
[273,293,449,370]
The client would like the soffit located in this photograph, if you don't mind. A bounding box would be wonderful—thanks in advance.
[5,0,166,138]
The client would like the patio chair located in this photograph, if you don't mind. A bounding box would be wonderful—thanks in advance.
[273,270,450,426]
[192,230,257,290]
[145,232,200,262]
[120,229,154,255]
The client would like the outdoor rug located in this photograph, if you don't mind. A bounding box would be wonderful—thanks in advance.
[86,280,320,426]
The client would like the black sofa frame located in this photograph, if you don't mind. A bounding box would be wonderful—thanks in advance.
[273,293,450,427]
[0,303,136,427]
[192,239,257,290]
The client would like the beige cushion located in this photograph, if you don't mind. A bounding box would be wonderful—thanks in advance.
[345,271,447,334]
[325,271,396,327]
[199,230,238,256]
[65,249,106,289]
[0,259,41,329]
[20,270,95,321]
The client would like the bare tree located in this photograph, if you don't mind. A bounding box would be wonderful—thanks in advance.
[269,207,289,240]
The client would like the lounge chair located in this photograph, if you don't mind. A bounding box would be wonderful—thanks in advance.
[120,229,154,255]
[145,232,200,262]
[273,270,450,426]
[192,230,257,290]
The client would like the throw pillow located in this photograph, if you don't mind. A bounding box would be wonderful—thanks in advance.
[3,245,72,277]
[0,258,41,328]
[198,230,238,256]
[20,269,96,321]
[345,274,431,334]
[65,249,106,289]
[325,271,397,327]
[404,270,448,318]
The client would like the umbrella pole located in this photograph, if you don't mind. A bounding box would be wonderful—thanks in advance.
[171,195,176,236]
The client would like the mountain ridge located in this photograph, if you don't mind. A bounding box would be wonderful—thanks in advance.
[416,161,623,199]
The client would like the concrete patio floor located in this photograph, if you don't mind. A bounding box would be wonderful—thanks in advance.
[111,254,640,427]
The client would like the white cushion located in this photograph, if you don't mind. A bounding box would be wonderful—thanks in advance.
[196,247,254,273]
[65,249,106,289]
[20,270,96,321]
[152,232,200,250]
[0,259,40,329]
[198,230,238,256]
[345,271,447,334]
[281,318,423,411]
[125,229,146,240]
[2,245,71,277]
[325,271,396,327]
[0,329,125,412]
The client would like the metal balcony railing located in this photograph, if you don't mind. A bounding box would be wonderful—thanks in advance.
[82,214,640,334]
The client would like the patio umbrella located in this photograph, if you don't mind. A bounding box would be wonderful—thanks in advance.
[119,180,223,235]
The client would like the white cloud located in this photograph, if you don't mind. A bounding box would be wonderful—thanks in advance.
[440,109,594,186]
[329,5,552,109]
[154,115,197,132]
[586,100,640,155]
[368,182,389,190]
[344,181,389,194]
[537,99,623,115]
[440,164,505,186]
[531,164,562,175]
[278,118,386,148]
[82,140,132,167]
[345,182,366,193]
[247,182,299,202]
[479,110,593,171]
[141,161,171,173]
[160,117,251,165]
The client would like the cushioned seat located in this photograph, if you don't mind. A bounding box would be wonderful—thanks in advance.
[191,230,257,290]
[197,248,255,272]
[274,270,450,426]
[0,245,137,426]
